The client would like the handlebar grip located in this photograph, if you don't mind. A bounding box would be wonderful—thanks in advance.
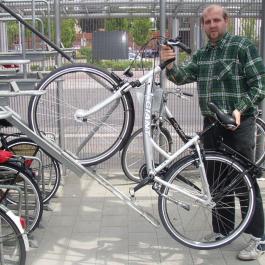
[176,42,192,54]
[164,39,191,55]
[160,58,175,70]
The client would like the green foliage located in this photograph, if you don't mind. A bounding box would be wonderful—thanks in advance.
[178,52,189,64]
[30,64,42,71]
[90,59,152,71]
[79,47,92,62]
[228,18,235,34]
[7,18,75,48]
[61,19,76,48]
[7,21,19,47]
[105,18,130,31]
[130,18,152,46]
[24,20,44,39]
[105,18,152,46]
[241,18,259,45]
[43,18,55,42]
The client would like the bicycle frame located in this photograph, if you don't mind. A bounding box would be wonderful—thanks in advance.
[0,62,212,227]
[141,76,213,206]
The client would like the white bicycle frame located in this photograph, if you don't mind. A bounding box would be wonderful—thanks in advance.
[141,76,212,206]
[75,64,213,206]
[0,63,213,228]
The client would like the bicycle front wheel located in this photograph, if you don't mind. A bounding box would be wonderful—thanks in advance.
[28,64,134,166]
[158,152,255,249]
[0,207,26,265]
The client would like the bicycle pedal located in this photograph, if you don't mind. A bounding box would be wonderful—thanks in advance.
[129,187,135,199]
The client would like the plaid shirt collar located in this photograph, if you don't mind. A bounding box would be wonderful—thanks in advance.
[205,32,230,51]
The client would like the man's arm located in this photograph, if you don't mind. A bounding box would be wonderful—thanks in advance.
[161,45,199,85]
[235,39,265,113]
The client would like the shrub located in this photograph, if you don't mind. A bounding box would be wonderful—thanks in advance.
[91,59,152,71]
[79,47,92,62]
[179,52,190,64]
[30,64,42,71]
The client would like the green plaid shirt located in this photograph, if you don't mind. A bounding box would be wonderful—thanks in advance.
[166,32,265,117]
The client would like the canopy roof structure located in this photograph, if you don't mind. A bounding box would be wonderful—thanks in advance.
[0,0,262,19]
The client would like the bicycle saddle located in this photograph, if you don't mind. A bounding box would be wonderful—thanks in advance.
[208,102,237,128]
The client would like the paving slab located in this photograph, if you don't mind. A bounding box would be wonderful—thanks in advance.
[25,171,265,265]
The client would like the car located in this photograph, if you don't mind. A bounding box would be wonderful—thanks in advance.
[128,52,141,61]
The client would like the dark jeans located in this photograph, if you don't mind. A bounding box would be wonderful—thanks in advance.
[203,116,264,238]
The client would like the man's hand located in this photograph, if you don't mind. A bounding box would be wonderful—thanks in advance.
[232,109,241,129]
[160,45,176,70]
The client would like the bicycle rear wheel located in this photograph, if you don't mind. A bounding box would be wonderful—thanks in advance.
[121,127,172,182]
[6,137,61,203]
[28,64,134,166]
[0,163,43,233]
[0,206,26,265]
[158,152,255,249]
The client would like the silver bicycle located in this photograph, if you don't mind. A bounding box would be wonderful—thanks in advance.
[19,37,256,249]
[0,39,255,249]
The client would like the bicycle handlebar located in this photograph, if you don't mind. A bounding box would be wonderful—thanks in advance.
[165,38,192,54]
[160,37,191,70]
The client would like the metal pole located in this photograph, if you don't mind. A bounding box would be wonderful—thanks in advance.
[260,0,265,76]
[54,0,61,67]
[21,23,27,78]
[0,22,8,52]
[54,0,66,175]
[159,0,166,163]
[172,17,179,62]
[160,0,166,88]
[257,0,265,162]
[32,0,36,50]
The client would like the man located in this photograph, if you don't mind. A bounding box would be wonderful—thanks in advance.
[161,4,265,261]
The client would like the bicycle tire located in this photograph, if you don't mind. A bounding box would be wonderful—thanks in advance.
[0,163,43,233]
[158,152,255,249]
[28,63,135,166]
[6,137,61,204]
[121,126,172,182]
[255,117,265,166]
[0,207,26,265]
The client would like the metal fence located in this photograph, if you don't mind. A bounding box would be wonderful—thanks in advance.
[0,0,263,171]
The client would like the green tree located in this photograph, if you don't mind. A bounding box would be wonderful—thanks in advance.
[61,19,76,48]
[105,18,130,31]
[228,18,235,34]
[241,18,259,45]
[43,18,55,42]
[7,21,19,47]
[130,18,152,46]
[105,18,152,47]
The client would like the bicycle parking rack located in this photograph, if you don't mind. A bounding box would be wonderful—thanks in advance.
[1,105,160,227]
[0,1,161,228]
